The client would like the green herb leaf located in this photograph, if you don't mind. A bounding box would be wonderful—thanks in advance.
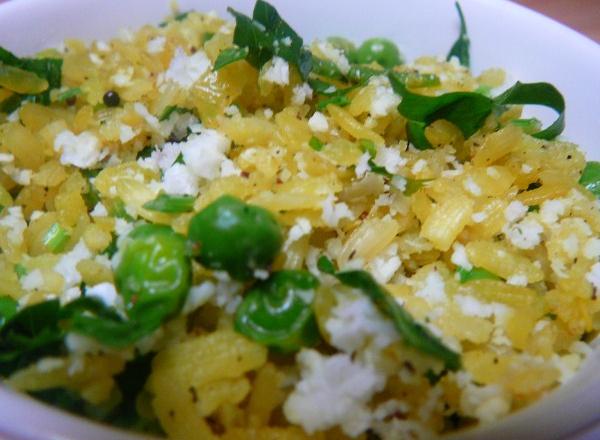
[404,178,432,196]
[446,2,470,67]
[579,161,600,198]
[142,193,195,213]
[213,46,250,71]
[0,296,17,328]
[358,138,377,157]
[456,266,501,283]
[367,159,393,177]
[14,263,27,279]
[494,81,565,140]
[316,255,336,274]
[389,73,566,148]
[309,136,324,151]
[0,299,63,376]
[158,105,193,122]
[228,0,312,80]
[335,270,461,370]
[0,46,62,112]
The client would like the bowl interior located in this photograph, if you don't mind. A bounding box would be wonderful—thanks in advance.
[0,0,599,439]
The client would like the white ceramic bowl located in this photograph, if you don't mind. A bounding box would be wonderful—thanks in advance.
[0,0,599,439]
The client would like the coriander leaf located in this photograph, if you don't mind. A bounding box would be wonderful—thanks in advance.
[0,296,17,328]
[579,161,600,198]
[228,0,312,79]
[335,270,461,370]
[143,193,195,213]
[446,2,470,67]
[213,46,250,71]
[494,81,565,140]
[456,266,501,283]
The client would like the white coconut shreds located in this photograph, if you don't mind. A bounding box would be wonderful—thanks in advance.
[54,130,107,169]
[262,56,290,85]
[283,349,385,436]
[321,194,353,227]
[164,47,211,89]
[325,288,399,353]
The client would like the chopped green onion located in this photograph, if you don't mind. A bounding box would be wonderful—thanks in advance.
[309,136,324,151]
[43,223,70,253]
[456,266,500,283]
[511,117,542,134]
[358,138,377,157]
[142,193,195,213]
[14,263,27,279]
[55,87,82,103]
[579,161,600,198]
[404,178,431,196]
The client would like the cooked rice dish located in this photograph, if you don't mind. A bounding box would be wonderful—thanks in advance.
[0,1,599,439]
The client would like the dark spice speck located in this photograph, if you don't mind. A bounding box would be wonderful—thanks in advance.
[103,90,121,107]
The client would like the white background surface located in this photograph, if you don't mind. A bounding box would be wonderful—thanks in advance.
[0,0,599,439]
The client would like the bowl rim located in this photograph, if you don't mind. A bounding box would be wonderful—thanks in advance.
[0,0,599,439]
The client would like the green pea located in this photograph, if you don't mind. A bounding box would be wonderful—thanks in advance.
[234,270,320,352]
[115,224,190,319]
[187,195,283,281]
[354,38,404,68]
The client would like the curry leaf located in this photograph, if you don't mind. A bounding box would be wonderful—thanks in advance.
[493,81,565,140]
[335,270,461,370]
[390,72,566,149]
[143,193,195,213]
[0,300,64,376]
[213,46,250,71]
[0,296,17,328]
[228,0,312,79]
[446,2,470,67]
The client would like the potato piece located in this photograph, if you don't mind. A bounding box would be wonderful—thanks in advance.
[465,240,544,283]
[149,331,267,440]
[420,194,474,251]
[472,125,522,166]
